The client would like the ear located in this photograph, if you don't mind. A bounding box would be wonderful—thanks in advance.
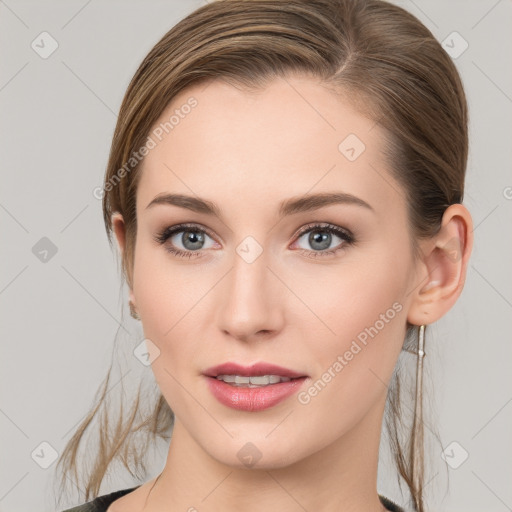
[407,203,473,326]
[111,212,135,305]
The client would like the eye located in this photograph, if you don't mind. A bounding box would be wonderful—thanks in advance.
[153,223,217,259]
[292,223,355,258]
[153,222,355,260]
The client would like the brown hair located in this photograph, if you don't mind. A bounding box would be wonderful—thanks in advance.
[54,1,468,510]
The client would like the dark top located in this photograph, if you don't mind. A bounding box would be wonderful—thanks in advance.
[62,486,406,511]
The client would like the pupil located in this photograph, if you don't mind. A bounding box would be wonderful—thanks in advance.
[183,231,204,249]
[310,231,330,250]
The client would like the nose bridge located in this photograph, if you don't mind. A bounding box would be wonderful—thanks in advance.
[217,236,282,339]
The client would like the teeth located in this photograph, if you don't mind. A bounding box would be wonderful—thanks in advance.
[250,375,277,385]
[216,374,293,387]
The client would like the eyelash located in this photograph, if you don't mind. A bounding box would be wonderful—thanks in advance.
[153,222,355,259]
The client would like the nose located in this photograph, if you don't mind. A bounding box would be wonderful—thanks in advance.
[215,244,284,343]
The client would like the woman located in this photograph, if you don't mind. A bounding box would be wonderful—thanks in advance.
[56,0,473,511]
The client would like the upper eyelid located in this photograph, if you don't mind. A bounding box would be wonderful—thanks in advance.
[295,223,353,238]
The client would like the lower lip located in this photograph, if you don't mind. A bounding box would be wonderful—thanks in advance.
[204,376,308,412]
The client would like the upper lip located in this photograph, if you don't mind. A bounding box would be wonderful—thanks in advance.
[203,362,307,379]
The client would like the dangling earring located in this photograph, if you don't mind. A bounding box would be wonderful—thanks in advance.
[411,324,426,500]
[129,299,140,320]
[415,324,426,405]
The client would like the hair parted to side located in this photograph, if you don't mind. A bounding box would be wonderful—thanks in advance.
[54,1,468,511]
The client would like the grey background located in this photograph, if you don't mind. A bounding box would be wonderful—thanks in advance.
[1,1,511,511]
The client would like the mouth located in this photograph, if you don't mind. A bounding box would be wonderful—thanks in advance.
[202,362,309,411]
[212,374,298,387]
[203,361,308,380]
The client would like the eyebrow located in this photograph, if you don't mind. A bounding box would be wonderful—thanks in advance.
[145,191,374,218]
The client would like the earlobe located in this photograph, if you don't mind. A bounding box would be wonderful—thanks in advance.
[407,204,473,326]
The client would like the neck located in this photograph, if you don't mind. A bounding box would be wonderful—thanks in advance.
[143,396,388,512]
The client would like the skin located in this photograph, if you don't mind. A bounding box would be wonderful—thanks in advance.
[109,75,473,512]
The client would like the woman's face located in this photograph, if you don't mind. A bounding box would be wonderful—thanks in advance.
[128,75,423,468]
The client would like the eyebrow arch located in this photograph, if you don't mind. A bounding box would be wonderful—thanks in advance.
[145,191,374,218]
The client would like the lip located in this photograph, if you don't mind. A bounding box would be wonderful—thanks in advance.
[202,361,309,412]
[204,375,308,412]
[202,361,307,379]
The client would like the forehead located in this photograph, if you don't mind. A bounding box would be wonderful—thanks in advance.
[136,76,405,220]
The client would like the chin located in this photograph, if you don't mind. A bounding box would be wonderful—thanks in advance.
[203,434,306,471]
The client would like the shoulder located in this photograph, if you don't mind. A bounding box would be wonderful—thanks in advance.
[60,486,141,512]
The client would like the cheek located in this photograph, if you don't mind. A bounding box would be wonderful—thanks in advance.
[132,249,189,394]
[133,239,198,334]
[305,247,409,364]
[133,249,200,412]
[132,242,217,387]
[295,251,410,420]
